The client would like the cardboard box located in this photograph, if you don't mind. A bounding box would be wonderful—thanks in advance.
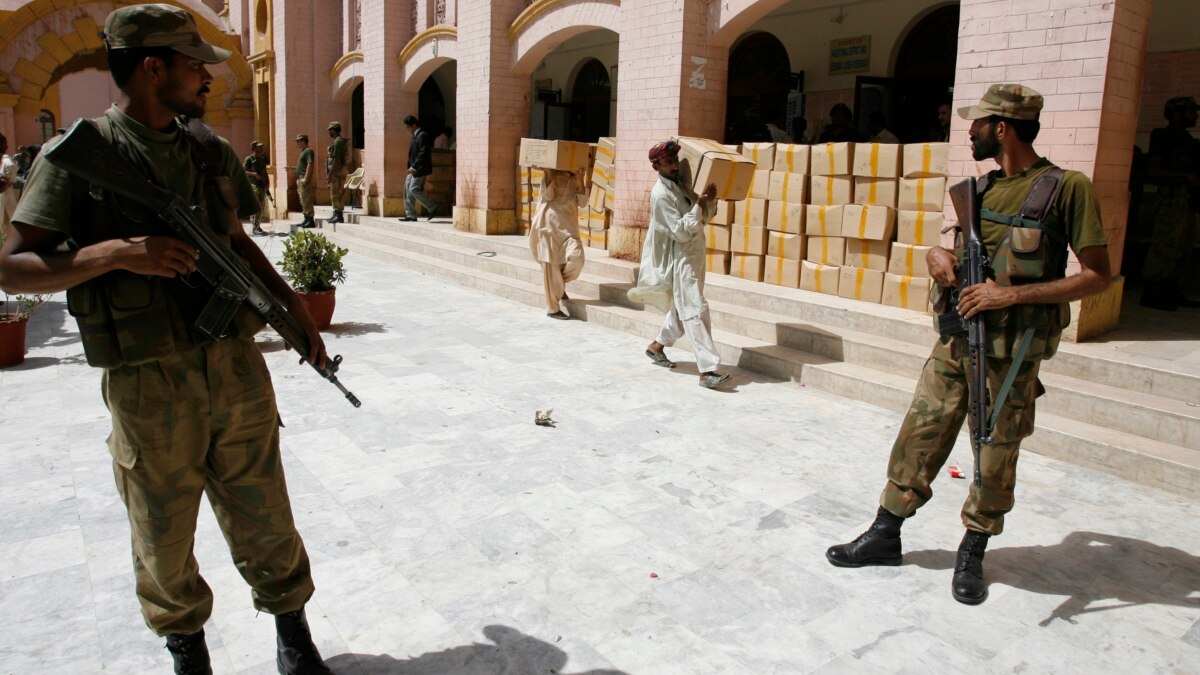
[805,236,846,267]
[764,255,801,288]
[882,273,932,311]
[805,205,845,237]
[852,142,902,178]
[898,177,947,212]
[730,253,764,282]
[767,200,805,234]
[591,161,615,190]
[810,175,854,206]
[706,250,730,275]
[768,172,808,203]
[588,209,611,231]
[853,177,898,208]
[741,142,777,168]
[589,184,607,212]
[888,243,933,278]
[773,144,811,174]
[731,224,768,255]
[578,208,590,231]
[530,167,545,184]
[903,142,951,178]
[677,137,756,200]
[843,238,891,272]
[838,267,885,302]
[897,210,944,246]
[519,139,592,172]
[841,204,896,241]
[711,200,736,226]
[812,142,853,176]
[596,136,617,166]
[516,166,530,190]
[736,198,768,228]
[518,202,532,223]
[604,188,615,212]
[705,224,732,251]
[800,260,840,295]
[586,229,608,249]
[517,185,533,204]
[748,169,773,200]
[767,231,805,261]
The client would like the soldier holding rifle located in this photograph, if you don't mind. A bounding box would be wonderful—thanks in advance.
[0,4,332,672]
[825,84,1111,605]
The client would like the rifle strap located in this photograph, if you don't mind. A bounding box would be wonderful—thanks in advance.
[988,324,1037,435]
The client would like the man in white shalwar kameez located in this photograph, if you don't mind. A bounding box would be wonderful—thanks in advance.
[529,169,587,319]
[639,140,731,389]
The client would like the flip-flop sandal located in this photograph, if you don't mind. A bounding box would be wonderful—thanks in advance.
[547,311,570,320]
[645,349,677,368]
[699,373,731,389]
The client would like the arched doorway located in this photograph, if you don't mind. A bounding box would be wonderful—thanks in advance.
[419,78,446,135]
[725,32,793,143]
[570,59,610,142]
[892,4,960,142]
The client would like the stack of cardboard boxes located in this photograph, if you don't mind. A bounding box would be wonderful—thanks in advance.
[583,137,617,250]
[882,143,950,312]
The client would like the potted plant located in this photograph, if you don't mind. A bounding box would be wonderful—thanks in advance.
[278,230,348,329]
[0,291,46,368]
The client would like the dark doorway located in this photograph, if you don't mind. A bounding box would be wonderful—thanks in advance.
[570,59,611,142]
[725,32,795,143]
[892,4,960,143]
[351,82,365,150]
[419,78,447,136]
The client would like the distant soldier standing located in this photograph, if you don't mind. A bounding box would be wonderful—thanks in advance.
[1140,96,1200,311]
[826,84,1111,604]
[0,5,332,672]
[243,140,270,235]
[325,121,348,224]
[295,134,316,228]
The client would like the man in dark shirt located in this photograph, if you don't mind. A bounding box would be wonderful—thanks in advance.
[243,140,270,235]
[1141,96,1200,310]
[401,114,438,221]
[818,103,864,143]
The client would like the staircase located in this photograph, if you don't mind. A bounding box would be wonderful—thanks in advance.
[316,209,1200,500]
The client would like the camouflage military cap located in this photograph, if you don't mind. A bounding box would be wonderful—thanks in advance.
[1163,96,1197,118]
[327,121,342,130]
[103,3,230,64]
[958,84,1043,121]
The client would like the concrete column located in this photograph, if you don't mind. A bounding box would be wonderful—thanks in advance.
[361,0,417,216]
[453,0,528,234]
[950,0,1151,341]
[608,0,727,259]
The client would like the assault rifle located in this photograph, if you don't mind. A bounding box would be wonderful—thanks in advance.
[46,119,361,408]
[945,177,990,487]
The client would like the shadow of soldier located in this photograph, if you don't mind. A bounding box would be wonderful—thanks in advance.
[902,530,1200,626]
[323,625,628,675]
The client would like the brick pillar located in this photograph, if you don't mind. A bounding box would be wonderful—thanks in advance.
[454,0,528,234]
[609,0,727,260]
[361,0,417,216]
[950,0,1150,341]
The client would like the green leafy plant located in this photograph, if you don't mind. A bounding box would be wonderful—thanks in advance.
[278,230,348,292]
[0,231,47,321]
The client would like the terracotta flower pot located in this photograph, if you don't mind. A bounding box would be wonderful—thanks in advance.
[299,289,336,330]
[0,314,29,368]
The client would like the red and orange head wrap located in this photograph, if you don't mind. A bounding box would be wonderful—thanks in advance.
[648,140,680,164]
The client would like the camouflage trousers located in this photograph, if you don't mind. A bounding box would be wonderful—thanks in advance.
[102,339,314,636]
[250,185,268,228]
[329,169,348,210]
[880,335,1043,535]
[1143,183,1197,283]
[297,181,314,217]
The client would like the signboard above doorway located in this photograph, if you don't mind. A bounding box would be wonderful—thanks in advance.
[830,35,870,76]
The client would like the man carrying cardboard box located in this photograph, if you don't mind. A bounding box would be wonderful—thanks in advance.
[826,84,1111,605]
[637,140,731,389]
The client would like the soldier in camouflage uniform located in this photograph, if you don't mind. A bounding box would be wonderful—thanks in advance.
[826,84,1112,605]
[243,140,270,235]
[325,121,348,224]
[0,5,333,673]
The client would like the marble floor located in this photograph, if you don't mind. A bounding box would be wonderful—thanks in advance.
[1,224,1198,674]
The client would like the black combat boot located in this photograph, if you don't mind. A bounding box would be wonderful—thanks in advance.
[825,507,904,567]
[951,529,990,605]
[275,608,332,675]
[165,630,212,675]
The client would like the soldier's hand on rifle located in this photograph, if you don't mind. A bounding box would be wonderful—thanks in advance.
[927,247,959,288]
[284,292,328,369]
[116,235,199,278]
[957,278,1017,319]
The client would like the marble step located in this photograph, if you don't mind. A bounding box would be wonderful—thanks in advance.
[325,225,1199,449]
[323,228,1199,498]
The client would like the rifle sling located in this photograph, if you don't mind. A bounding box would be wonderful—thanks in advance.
[988,323,1037,436]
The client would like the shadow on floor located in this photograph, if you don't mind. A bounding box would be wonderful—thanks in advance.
[324,625,627,675]
[903,530,1200,626]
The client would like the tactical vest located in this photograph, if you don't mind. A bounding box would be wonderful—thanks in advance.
[65,116,258,369]
[937,167,1073,361]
